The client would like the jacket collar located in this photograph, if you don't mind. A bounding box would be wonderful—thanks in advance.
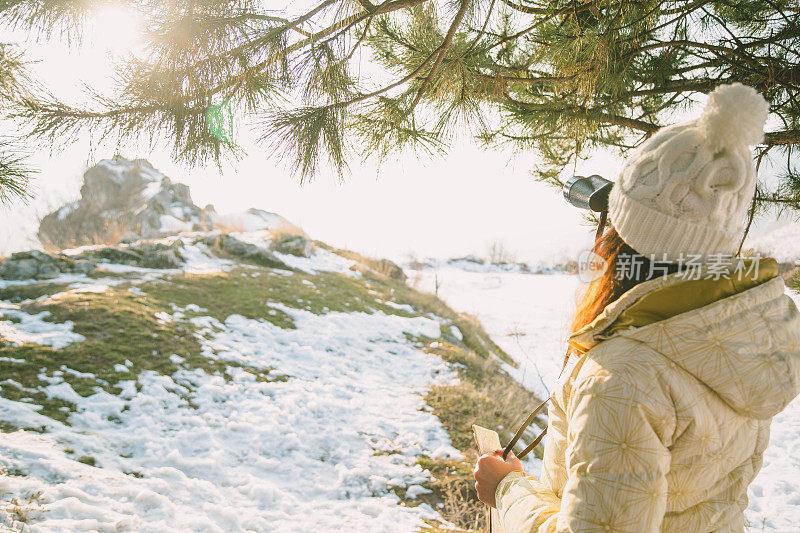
[568,258,779,353]
[567,258,800,419]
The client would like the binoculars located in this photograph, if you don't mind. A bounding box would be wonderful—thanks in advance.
[563,175,613,212]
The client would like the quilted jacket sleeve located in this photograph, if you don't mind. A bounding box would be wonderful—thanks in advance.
[495,372,672,532]
[495,471,562,532]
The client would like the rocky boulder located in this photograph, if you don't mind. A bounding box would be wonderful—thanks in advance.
[0,240,192,281]
[38,157,297,251]
[269,234,314,257]
[0,250,95,281]
[349,258,407,282]
[38,157,215,249]
[201,234,288,269]
[74,241,186,270]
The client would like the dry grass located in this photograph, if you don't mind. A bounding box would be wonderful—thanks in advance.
[315,242,407,282]
[268,222,308,239]
[426,342,545,457]
[0,466,44,531]
[416,456,487,532]
[209,221,248,234]
[417,456,488,532]
[437,475,487,530]
[412,341,545,532]
[0,492,43,531]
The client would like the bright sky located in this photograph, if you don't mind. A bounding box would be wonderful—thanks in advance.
[0,6,790,263]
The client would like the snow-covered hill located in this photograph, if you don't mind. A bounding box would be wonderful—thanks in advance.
[1,161,540,532]
[0,245,456,531]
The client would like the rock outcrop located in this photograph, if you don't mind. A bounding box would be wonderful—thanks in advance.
[0,250,94,281]
[1,156,408,283]
[37,157,294,250]
[269,234,314,257]
[38,157,214,249]
[0,242,194,282]
[201,234,287,269]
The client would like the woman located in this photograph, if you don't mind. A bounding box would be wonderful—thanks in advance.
[474,83,800,532]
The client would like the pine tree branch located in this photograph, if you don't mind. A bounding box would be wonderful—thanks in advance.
[327,44,441,109]
[660,0,714,16]
[755,193,800,206]
[460,0,496,57]
[503,92,661,134]
[220,0,430,99]
[475,74,726,99]
[622,39,800,91]
[498,0,548,15]
[0,142,33,204]
[341,15,373,62]
[764,130,800,146]
[407,0,472,114]
[18,2,436,130]
[474,72,578,83]
[482,0,611,54]
[156,0,339,84]
[621,79,723,97]
[572,107,660,134]
[234,14,314,37]
[8,0,800,207]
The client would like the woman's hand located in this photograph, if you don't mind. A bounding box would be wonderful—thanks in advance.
[473,450,523,507]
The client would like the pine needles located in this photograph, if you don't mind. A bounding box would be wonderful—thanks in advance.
[0,144,32,204]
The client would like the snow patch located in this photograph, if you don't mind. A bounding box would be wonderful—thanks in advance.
[56,201,78,220]
[405,485,432,499]
[0,305,458,531]
[747,222,800,262]
[181,242,232,275]
[141,180,163,200]
[0,303,85,349]
[159,215,194,234]
[273,248,358,275]
[415,266,579,400]
[385,301,415,313]
[211,209,288,232]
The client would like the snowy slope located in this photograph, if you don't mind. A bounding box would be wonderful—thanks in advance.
[1,307,456,531]
[0,236,467,532]
[414,266,800,532]
[411,267,578,400]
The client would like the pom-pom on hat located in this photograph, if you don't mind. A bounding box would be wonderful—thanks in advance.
[608,83,769,262]
[698,83,769,151]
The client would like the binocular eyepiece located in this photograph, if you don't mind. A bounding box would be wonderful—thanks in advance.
[563,175,613,212]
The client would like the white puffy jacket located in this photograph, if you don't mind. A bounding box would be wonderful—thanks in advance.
[495,260,800,532]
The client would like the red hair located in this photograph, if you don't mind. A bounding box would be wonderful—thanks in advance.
[566,226,680,358]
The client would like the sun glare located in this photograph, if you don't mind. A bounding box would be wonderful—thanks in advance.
[89,6,142,56]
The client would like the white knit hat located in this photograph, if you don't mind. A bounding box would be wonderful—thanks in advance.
[608,83,769,261]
